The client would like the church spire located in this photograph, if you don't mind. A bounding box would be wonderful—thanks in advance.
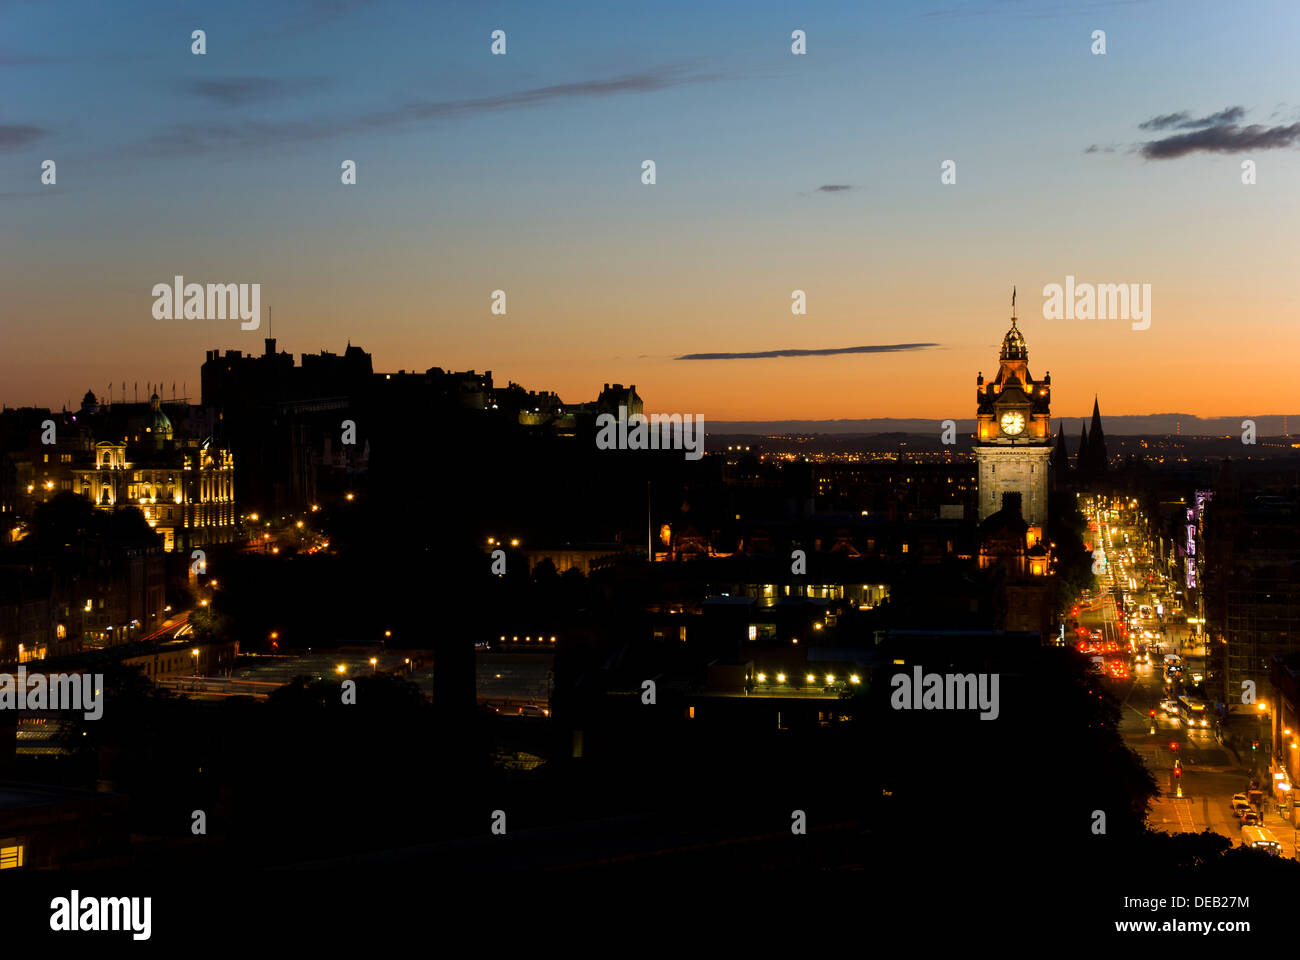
[1088,396,1107,475]
[1053,419,1070,487]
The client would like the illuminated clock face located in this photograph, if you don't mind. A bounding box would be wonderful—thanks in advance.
[1000,411,1026,436]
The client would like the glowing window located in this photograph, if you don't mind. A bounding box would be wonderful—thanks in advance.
[0,842,23,869]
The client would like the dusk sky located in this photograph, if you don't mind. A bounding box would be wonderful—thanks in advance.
[3,0,1298,421]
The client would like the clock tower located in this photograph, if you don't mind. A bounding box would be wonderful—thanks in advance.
[974,295,1052,537]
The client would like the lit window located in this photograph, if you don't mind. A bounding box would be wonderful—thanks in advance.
[0,842,23,869]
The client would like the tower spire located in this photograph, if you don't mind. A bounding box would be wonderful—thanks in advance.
[1011,285,1017,322]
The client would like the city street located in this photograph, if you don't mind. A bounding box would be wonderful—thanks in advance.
[1079,499,1296,858]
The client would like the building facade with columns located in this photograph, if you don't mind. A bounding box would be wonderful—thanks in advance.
[69,393,237,553]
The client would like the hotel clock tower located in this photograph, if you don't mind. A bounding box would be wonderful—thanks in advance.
[974,295,1052,538]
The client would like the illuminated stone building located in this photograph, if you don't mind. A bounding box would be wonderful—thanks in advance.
[70,394,236,553]
[974,300,1053,538]
[978,491,1053,637]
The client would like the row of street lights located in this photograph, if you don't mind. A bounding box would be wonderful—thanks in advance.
[754,672,860,686]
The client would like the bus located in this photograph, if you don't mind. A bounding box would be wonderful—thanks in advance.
[1240,826,1283,856]
[1177,695,1210,728]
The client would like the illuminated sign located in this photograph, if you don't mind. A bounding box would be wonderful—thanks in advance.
[1184,491,1213,591]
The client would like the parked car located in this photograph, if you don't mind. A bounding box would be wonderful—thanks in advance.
[1241,811,1261,827]
[1232,799,1253,820]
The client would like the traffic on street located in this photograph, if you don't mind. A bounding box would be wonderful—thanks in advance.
[1076,497,1295,859]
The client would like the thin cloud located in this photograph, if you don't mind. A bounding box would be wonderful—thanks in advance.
[142,65,726,156]
[0,50,57,66]
[188,77,330,107]
[0,124,46,150]
[920,0,1154,20]
[1099,106,1300,160]
[1142,121,1300,159]
[1138,106,1245,130]
[290,0,380,31]
[816,184,852,192]
[677,343,938,360]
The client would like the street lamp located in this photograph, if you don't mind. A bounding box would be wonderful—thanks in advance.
[191,648,199,678]
[370,657,378,674]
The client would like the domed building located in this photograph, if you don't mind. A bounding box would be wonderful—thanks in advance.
[145,392,173,450]
[69,391,235,554]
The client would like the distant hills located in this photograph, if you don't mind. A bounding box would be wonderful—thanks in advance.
[707,415,1298,437]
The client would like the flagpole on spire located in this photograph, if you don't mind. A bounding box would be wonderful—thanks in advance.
[1011,285,1017,322]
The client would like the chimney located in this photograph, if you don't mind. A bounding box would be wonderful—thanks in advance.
[264,337,276,358]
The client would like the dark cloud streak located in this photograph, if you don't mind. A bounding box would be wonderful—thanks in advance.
[144,65,725,156]
[0,124,46,150]
[1139,106,1245,130]
[677,343,938,361]
[188,77,330,107]
[1142,121,1300,159]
